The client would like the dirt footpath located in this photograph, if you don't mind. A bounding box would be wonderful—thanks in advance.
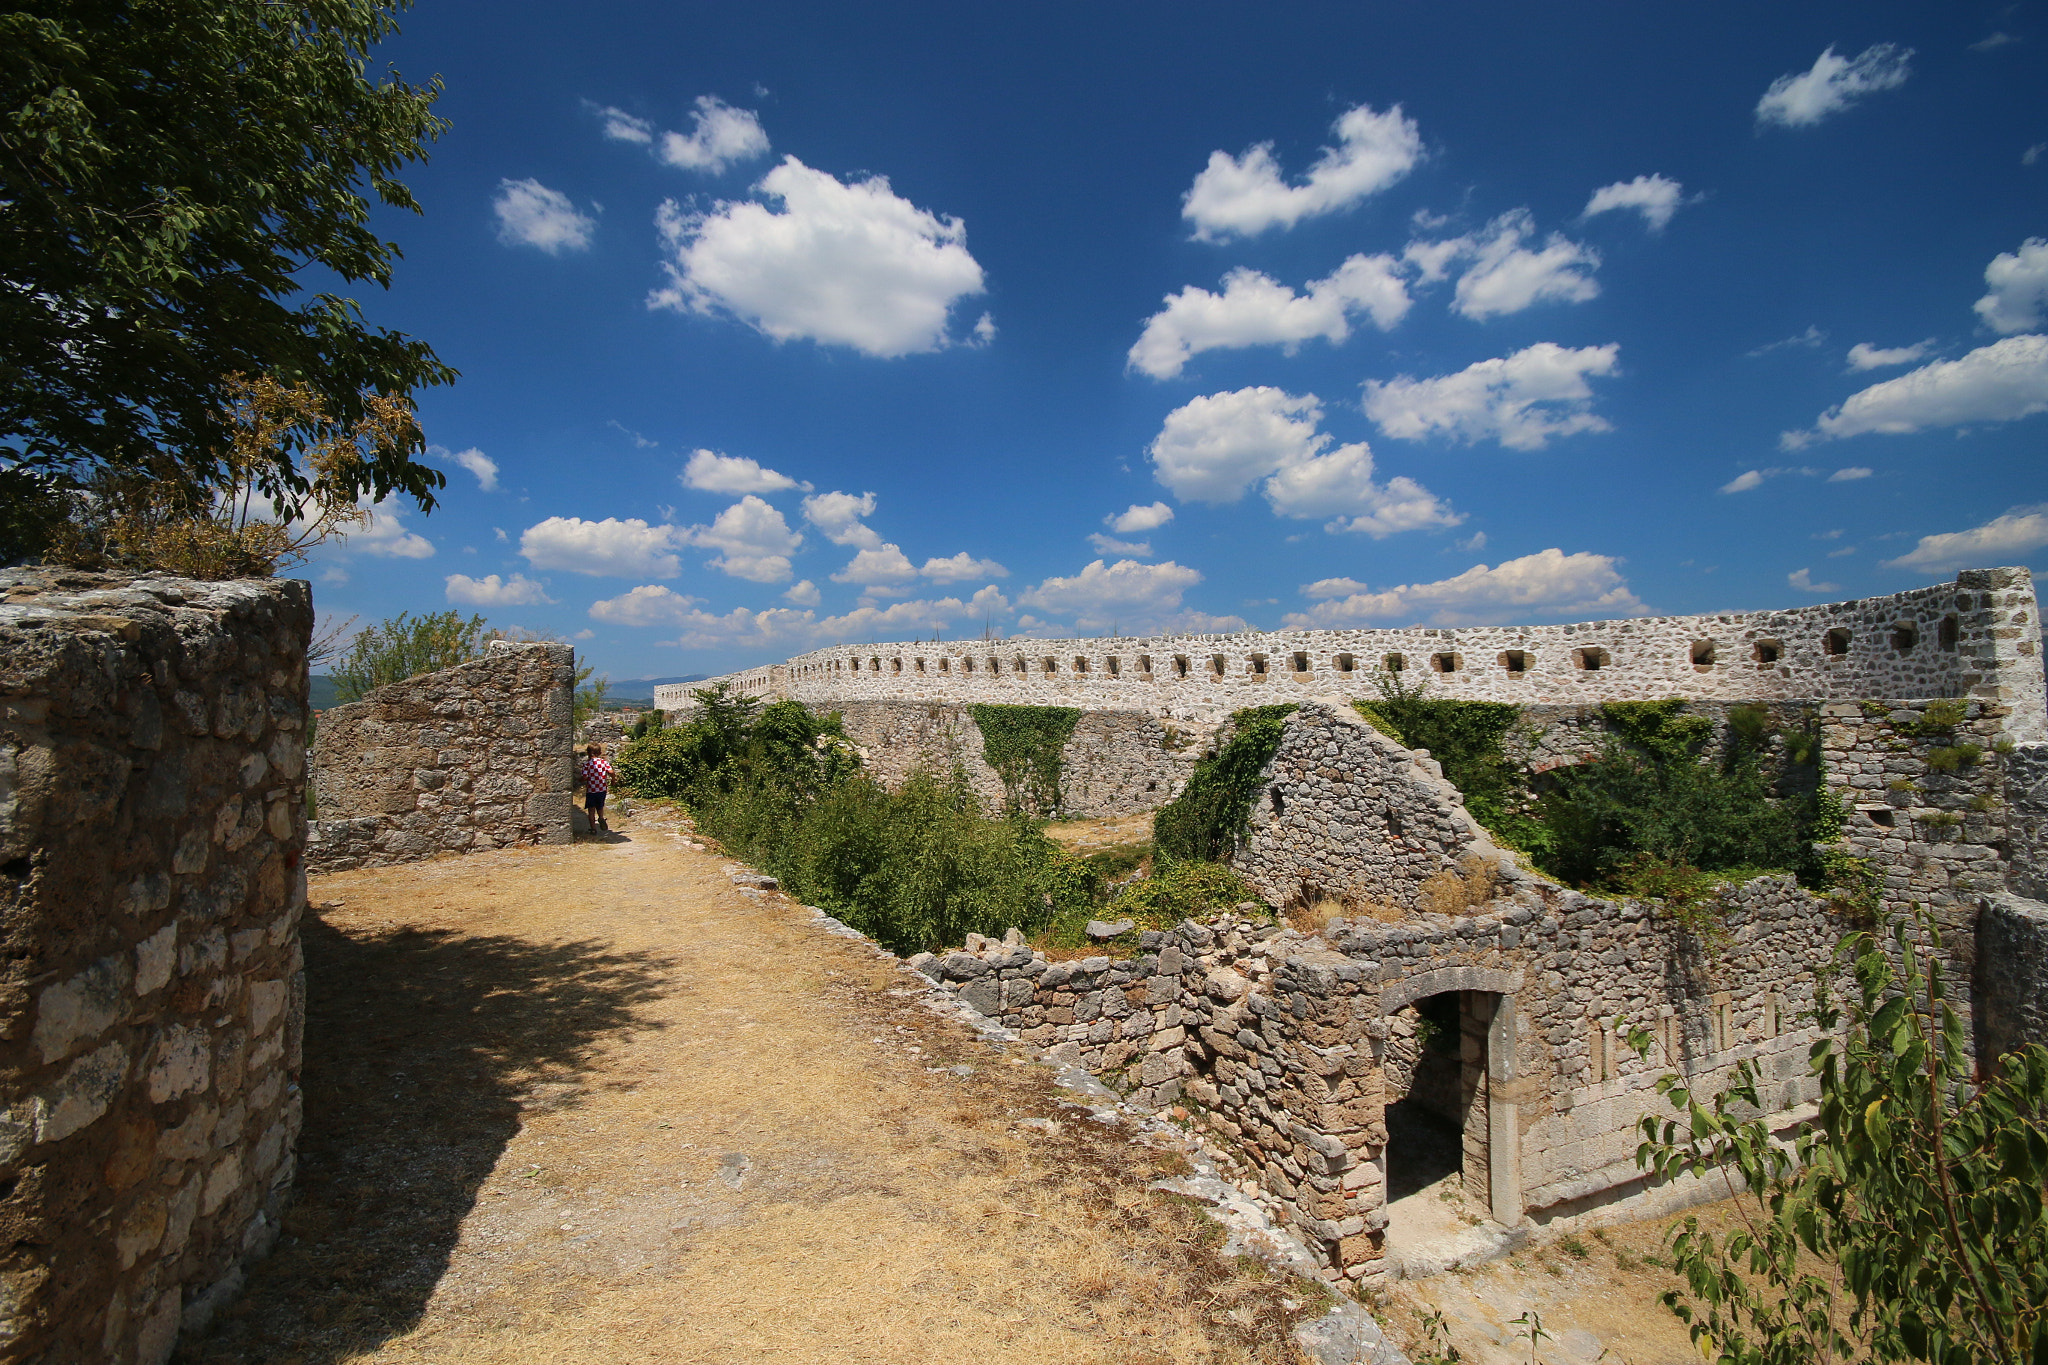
[178,805,1326,1365]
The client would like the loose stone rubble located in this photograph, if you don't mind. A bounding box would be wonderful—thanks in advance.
[0,570,309,1365]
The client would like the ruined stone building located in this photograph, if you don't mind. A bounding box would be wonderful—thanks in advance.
[671,568,2048,1282]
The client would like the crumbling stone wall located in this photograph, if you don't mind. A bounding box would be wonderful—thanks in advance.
[309,642,574,872]
[916,866,1838,1283]
[0,569,310,1365]
[1233,702,1513,912]
[830,700,1206,817]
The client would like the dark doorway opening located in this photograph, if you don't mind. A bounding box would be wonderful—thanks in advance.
[1383,990,1495,1212]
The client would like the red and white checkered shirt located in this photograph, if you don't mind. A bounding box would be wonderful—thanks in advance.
[580,757,616,794]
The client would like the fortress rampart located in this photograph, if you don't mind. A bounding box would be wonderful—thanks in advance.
[660,570,2046,739]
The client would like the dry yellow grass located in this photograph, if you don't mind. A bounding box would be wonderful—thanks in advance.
[176,805,1323,1364]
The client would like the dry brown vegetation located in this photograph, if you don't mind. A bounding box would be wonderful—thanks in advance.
[177,805,1328,1364]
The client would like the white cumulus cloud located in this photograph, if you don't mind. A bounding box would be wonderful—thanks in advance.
[588,585,707,627]
[1848,340,1934,370]
[680,495,803,582]
[592,104,653,144]
[1422,210,1601,320]
[445,573,553,607]
[1284,549,1646,628]
[656,95,771,174]
[681,448,810,494]
[831,543,918,590]
[1018,559,1221,635]
[802,490,882,549]
[1146,387,1459,537]
[650,157,986,357]
[1582,174,1685,231]
[1787,568,1841,594]
[1088,534,1153,557]
[1756,43,1913,127]
[1364,342,1621,450]
[521,516,680,578]
[353,496,435,559]
[1782,334,2048,446]
[1108,502,1175,534]
[1880,505,2048,574]
[783,579,821,607]
[439,446,499,492]
[1182,103,1423,241]
[493,178,596,255]
[1127,254,1411,379]
[1974,238,2048,334]
[920,552,1008,584]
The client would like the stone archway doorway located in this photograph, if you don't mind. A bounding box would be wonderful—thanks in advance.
[1374,969,1524,1273]
[1383,990,1497,1212]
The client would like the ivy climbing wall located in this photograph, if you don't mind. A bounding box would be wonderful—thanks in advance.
[828,700,1209,818]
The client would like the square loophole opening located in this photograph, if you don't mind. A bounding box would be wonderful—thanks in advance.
[1499,650,1529,675]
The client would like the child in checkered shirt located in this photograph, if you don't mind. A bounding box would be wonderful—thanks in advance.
[579,743,616,831]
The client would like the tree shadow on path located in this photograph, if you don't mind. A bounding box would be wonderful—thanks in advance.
[177,911,673,1363]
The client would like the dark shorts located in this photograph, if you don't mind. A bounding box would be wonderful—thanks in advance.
[586,790,607,813]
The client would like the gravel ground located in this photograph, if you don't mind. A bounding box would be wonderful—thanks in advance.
[176,803,1330,1365]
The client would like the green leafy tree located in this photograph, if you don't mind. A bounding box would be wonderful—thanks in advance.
[1630,917,2048,1365]
[574,675,611,729]
[1,0,457,561]
[331,610,488,703]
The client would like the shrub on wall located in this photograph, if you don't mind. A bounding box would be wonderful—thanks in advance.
[968,703,1080,815]
[1153,704,1299,863]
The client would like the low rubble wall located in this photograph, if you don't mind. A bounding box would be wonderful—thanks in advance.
[0,569,310,1364]
[309,641,575,871]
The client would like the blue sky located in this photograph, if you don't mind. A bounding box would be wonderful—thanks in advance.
[307,0,2048,682]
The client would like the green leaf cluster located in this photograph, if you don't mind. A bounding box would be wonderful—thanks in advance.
[1153,704,1299,863]
[968,703,1080,815]
[1631,915,2048,1365]
[1102,859,1257,929]
[2,0,456,557]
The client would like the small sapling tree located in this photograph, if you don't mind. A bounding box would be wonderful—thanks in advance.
[1628,916,2048,1365]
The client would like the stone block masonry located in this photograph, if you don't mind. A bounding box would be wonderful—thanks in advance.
[666,569,2047,735]
[309,641,575,872]
[0,569,311,1364]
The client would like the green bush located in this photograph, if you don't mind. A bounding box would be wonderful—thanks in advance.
[1538,702,1806,891]
[706,767,1095,955]
[1103,860,1258,928]
[1153,704,1299,862]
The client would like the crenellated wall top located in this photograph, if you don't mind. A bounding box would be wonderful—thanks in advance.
[657,568,2046,738]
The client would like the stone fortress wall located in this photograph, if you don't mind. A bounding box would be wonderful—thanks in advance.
[309,642,577,873]
[0,570,311,1365]
[663,570,2047,739]
[841,568,2048,1282]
